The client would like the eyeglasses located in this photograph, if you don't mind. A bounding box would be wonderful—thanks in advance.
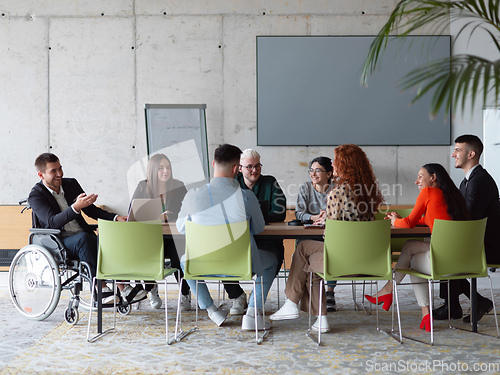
[308,168,326,174]
[240,163,263,171]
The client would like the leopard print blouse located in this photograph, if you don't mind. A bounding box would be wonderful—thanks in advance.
[326,183,374,221]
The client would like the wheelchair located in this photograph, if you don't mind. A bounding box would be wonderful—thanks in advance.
[8,199,138,325]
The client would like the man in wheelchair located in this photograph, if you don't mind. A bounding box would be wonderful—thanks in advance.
[28,152,135,305]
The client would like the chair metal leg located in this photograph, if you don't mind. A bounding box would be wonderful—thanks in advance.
[276,256,288,309]
[253,280,259,343]
[252,276,269,345]
[173,278,197,343]
[353,281,371,314]
[306,273,323,346]
[450,276,500,339]
[87,278,116,343]
[164,279,169,344]
[391,276,403,343]
[488,276,499,338]
[395,279,435,346]
[258,276,269,344]
[429,280,434,345]
[375,281,379,330]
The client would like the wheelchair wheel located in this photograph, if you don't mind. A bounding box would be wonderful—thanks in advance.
[64,306,79,325]
[117,304,132,315]
[9,245,61,321]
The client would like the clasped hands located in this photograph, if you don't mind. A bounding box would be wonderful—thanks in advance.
[385,211,402,225]
[312,210,326,226]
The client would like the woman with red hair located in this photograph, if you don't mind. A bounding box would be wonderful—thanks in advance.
[270,144,384,332]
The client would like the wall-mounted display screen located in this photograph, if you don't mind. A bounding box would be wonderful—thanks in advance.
[257,36,451,146]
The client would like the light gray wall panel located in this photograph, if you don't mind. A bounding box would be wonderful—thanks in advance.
[222,15,310,202]
[135,14,223,188]
[48,17,136,213]
[0,17,48,202]
[310,14,394,34]
[397,146,452,204]
[0,1,133,17]
[136,0,397,16]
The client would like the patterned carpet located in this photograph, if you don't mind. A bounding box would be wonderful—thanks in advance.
[1,274,500,374]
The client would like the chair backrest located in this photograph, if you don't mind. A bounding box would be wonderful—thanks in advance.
[184,220,252,281]
[375,208,420,254]
[429,218,487,279]
[323,219,392,280]
[375,207,413,221]
[96,219,164,280]
[30,208,66,264]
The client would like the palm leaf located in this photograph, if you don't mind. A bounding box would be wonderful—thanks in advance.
[361,0,500,115]
[400,55,500,115]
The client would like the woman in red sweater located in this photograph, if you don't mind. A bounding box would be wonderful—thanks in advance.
[365,163,469,331]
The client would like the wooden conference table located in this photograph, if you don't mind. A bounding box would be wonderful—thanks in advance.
[161,221,432,239]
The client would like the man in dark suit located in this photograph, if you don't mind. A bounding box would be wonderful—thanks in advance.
[28,153,131,304]
[433,135,500,322]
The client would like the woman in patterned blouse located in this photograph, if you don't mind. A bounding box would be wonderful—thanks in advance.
[270,144,384,333]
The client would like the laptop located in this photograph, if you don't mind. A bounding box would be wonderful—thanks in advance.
[127,197,165,222]
[258,200,271,225]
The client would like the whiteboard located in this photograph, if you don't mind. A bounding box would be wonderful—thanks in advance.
[144,104,210,187]
[483,107,500,187]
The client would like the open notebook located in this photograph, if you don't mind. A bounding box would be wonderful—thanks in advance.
[127,197,165,222]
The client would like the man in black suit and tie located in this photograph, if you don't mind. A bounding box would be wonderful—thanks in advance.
[28,153,130,304]
[433,135,500,322]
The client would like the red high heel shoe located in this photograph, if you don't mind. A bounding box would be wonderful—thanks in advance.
[364,294,393,311]
[420,314,433,332]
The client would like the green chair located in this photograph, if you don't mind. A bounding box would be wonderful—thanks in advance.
[174,220,268,344]
[393,218,499,345]
[376,207,419,261]
[309,219,393,345]
[86,220,179,343]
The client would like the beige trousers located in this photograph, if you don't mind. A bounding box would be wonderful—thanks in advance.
[284,240,327,316]
[394,240,431,307]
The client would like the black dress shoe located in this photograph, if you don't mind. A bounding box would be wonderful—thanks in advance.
[432,303,463,320]
[463,298,494,323]
[326,291,336,312]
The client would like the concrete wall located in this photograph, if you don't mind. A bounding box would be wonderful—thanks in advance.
[1,0,468,214]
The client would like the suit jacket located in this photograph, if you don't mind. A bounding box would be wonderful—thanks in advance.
[461,165,500,264]
[28,178,116,234]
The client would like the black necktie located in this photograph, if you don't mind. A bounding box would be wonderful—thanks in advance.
[460,177,468,195]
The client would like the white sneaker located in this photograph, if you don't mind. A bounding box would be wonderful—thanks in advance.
[180,294,191,311]
[242,314,271,331]
[230,293,247,315]
[208,307,228,327]
[312,315,330,333]
[270,299,300,320]
[121,285,147,303]
[148,285,162,309]
[101,286,119,304]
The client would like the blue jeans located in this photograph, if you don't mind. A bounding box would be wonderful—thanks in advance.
[61,231,98,279]
[181,249,277,310]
